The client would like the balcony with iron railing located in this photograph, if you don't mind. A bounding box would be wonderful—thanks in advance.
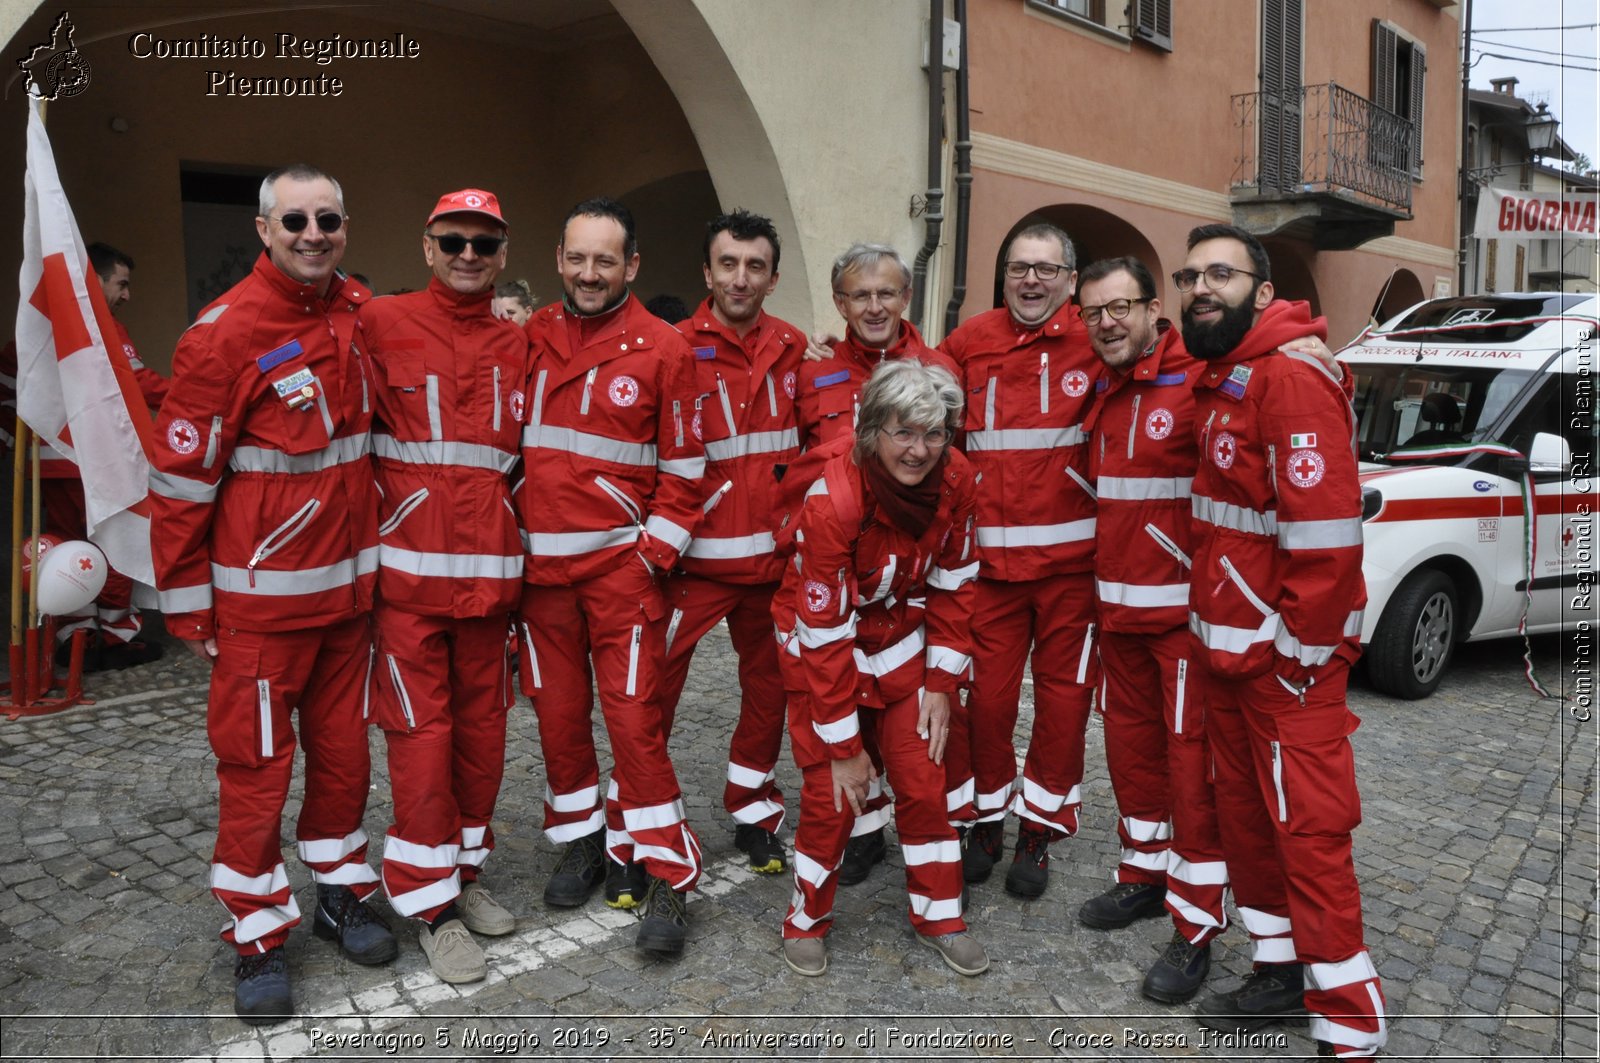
[1230,82,1415,250]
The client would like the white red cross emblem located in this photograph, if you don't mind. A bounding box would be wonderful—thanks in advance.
[804,579,832,612]
[509,389,526,422]
[167,418,199,455]
[783,371,797,399]
[1287,448,1325,488]
[1062,370,1090,398]
[1145,407,1174,440]
[77,555,95,573]
[608,375,640,407]
[691,410,703,441]
[1212,431,1236,470]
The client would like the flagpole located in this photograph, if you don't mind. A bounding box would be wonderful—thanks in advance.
[8,421,25,652]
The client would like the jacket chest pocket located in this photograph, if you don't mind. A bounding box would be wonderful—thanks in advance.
[380,347,441,442]
[262,357,334,456]
[816,384,856,427]
[697,377,737,443]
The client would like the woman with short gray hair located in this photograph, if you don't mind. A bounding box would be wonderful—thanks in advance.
[772,358,986,978]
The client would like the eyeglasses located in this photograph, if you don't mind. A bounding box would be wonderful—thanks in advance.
[880,425,951,448]
[427,233,507,257]
[1004,260,1070,280]
[837,287,907,309]
[267,211,345,234]
[1079,297,1152,326]
[1172,264,1261,292]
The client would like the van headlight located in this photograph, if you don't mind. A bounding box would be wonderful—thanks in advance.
[1361,486,1383,522]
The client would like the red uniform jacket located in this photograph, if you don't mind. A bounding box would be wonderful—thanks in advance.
[773,448,979,760]
[365,279,528,617]
[942,303,1101,581]
[1188,300,1365,683]
[675,299,805,585]
[516,294,706,585]
[1087,323,1203,635]
[150,255,378,639]
[796,321,959,451]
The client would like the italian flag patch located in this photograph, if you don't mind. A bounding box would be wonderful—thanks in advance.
[1289,432,1317,448]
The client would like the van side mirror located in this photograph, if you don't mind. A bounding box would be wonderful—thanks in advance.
[1528,431,1572,475]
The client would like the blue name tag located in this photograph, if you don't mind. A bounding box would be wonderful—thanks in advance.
[814,370,850,388]
[1219,378,1247,400]
[256,339,304,372]
[1153,372,1188,386]
[694,346,717,360]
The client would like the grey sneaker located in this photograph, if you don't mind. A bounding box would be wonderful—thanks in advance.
[458,881,515,936]
[419,918,487,984]
[782,936,828,976]
[918,930,990,976]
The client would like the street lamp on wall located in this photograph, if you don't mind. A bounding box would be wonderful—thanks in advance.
[1524,105,1559,161]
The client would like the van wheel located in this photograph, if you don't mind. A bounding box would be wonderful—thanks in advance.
[1368,569,1457,699]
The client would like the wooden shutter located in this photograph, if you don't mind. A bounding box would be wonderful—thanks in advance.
[1372,20,1398,114]
[1409,38,1427,173]
[1259,0,1303,190]
[1134,0,1173,51]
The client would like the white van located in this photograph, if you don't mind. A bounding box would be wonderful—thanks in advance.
[1340,291,1597,698]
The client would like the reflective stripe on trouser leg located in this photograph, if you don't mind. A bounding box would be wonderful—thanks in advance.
[1305,951,1388,1058]
[783,752,854,939]
[943,685,976,828]
[966,578,1033,824]
[723,581,788,831]
[873,694,965,936]
[520,584,604,843]
[1100,629,1173,886]
[1015,573,1095,839]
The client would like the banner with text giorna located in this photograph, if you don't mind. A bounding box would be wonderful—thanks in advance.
[1474,186,1599,241]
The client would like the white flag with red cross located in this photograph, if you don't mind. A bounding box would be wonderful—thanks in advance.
[14,96,154,584]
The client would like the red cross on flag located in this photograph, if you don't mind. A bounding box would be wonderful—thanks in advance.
[14,97,154,584]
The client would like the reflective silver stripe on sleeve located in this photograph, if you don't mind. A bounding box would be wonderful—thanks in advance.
[684,532,776,560]
[1278,517,1364,550]
[149,469,218,504]
[521,424,655,467]
[526,526,640,557]
[158,582,213,614]
[211,547,379,595]
[229,434,370,475]
[1191,494,1277,536]
[975,518,1096,549]
[377,547,524,581]
[202,415,222,470]
[1096,580,1190,608]
[658,456,707,479]
[797,615,856,649]
[643,514,692,554]
[927,645,971,675]
[964,426,1086,452]
[372,436,517,472]
[704,428,801,463]
[1099,475,1194,501]
[851,625,925,677]
[1274,609,1364,668]
[812,713,860,744]
[926,560,979,591]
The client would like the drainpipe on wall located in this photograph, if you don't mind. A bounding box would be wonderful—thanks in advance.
[1457,0,1474,295]
[942,0,972,336]
[909,0,945,332]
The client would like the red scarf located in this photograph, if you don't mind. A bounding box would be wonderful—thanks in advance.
[863,451,946,538]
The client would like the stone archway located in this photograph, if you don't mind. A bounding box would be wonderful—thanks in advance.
[990,204,1165,309]
[1372,267,1426,324]
[1261,238,1322,318]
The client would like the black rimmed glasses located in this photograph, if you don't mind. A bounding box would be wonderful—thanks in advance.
[268,211,344,234]
[427,233,507,257]
[1172,264,1261,292]
[1079,297,1152,326]
[1003,260,1070,280]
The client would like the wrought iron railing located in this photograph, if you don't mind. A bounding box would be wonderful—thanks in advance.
[1231,82,1414,215]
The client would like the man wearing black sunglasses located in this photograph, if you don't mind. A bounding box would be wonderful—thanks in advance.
[361,189,528,987]
[150,162,391,1025]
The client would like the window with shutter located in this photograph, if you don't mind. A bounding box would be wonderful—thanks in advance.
[1259,0,1304,191]
[1371,19,1426,178]
[1134,0,1173,51]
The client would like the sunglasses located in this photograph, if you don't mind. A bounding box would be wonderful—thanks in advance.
[268,211,345,234]
[426,233,506,257]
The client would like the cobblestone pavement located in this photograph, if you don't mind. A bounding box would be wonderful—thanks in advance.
[0,623,1593,1062]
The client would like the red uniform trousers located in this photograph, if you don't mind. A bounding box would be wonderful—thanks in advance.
[373,606,515,921]
[206,616,378,955]
[658,573,786,832]
[966,572,1097,837]
[1209,660,1387,1059]
[1099,627,1228,944]
[783,691,965,940]
[519,563,702,891]
[41,478,140,644]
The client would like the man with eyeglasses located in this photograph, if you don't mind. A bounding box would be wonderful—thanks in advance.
[793,243,962,885]
[1178,224,1385,1062]
[940,222,1101,902]
[359,189,527,985]
[1074,256,1227,1006]
[150,163,392,1024]
[514,197,706,956]
[657,210,805,877]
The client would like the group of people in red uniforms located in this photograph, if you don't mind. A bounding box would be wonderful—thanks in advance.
[139,161,1385,1061]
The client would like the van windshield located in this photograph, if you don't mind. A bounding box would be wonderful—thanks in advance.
[1352,364,1537,463]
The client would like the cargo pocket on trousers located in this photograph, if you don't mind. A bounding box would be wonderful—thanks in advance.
[207,637,274,769]
[1271,707,1362,836]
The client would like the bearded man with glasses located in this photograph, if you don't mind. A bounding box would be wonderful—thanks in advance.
[939,222,1102,903]
[359,189,528,985]
[150,163,391,1025]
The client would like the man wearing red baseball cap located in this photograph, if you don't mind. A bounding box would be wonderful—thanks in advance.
[364,188,530,984]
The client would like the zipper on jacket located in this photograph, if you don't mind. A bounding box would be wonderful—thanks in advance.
[530,369,548,427]
[580,367,598,415]
[673,400,684,447]
[202,415,223,470]
[765,372,779,417]
[1267,442,1278,494]
[836,567,849,616]
[247,498,321,587]
[594,474,642,525]
[385,653,417,730]
[702,479,734,515]
[492,365,502,433]
[1220,555,1274,616]
[1066,465,1097,501]
[1127,393,1141,460]
[1144,522,1193,569]
[519,620,542,688]
[664,607,684,654]
[425,374,443,440]
[378,487,429,537]
[984,376,997,428]
[1200,408,1216,444]
[315,392,336,438]
[1039,351,1050,414]
[256,680,273,758]
[717,375,737,432]
[1270,740,1287,821]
